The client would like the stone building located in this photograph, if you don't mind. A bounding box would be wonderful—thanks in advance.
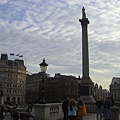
[26,72,42,103]
[26,73,80,103]
[0,54,26,104]
[110,77,120,103]
[94,83,109,101]
[102,89,109,101]
[94,83,99,100]
[45,73,79,102]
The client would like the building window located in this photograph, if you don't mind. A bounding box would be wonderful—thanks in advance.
[9,90,11,93]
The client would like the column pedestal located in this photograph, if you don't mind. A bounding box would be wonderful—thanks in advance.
[80,77,95,103]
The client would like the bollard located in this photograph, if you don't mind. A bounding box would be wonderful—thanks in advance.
[110,106,119,120]
[0,106,4,120]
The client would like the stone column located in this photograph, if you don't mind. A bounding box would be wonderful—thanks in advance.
[79,7,94,102]
[111,106,119,120]
[79,7,90,79]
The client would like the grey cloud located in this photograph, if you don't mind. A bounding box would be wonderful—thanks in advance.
[0,0,10,5]
[0,0,120,89]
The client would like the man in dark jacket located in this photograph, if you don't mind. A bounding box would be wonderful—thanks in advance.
[96,97,103,120]
[62,97,70,120]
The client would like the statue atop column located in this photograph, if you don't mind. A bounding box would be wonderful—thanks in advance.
[82,7,86,18]
[79,7,89,25]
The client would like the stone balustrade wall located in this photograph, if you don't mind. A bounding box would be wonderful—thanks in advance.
[2,102,120,120]
[33,103,63,120]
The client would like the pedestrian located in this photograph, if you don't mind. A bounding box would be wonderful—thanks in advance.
[77,98,87,120]
[96,97,103,120]
[104,97,112,118]
[103,97,107,117]
[25,104,30,113]
[11,97,16,106]
[68,99,78,120]
[62,97,70,120]
[28,103,33,112]
[110,97,114,106]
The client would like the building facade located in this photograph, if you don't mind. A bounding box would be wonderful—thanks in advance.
[26,72,41,103]
[110,77,120,103]
[0,54,26,104]
[45,73,79,102]
[94,83,109,101]
[26,73,80,103]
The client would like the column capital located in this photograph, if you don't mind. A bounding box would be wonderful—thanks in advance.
[79,7,90,26]
[79,18,90,26]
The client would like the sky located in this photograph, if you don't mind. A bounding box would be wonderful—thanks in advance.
[0,0,120,90]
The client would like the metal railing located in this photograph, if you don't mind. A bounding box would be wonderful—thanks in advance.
[0,104,34,120]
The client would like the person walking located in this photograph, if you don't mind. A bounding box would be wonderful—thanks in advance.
[104,97,112,118]
[110,97,114,106]
[62,97,70,120]
[77,98,87,120]
[96,97,103,120]
[68,99,78,120]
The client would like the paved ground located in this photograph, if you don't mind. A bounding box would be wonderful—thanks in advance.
[4,112,111,120]
[3,113,101,120]
[59,113,110,120]
[84,113,98,120]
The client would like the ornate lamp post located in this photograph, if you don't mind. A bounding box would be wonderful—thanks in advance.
[39,58,48,104]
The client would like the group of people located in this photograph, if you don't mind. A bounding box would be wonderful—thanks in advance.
[62,97,87,120]
[62,96,114,120]
[96,96,114,120]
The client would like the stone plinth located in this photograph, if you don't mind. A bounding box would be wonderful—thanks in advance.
[33,103,63,120]
[80,96,95,103]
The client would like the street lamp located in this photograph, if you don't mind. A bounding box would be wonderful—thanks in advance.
[39,58,48,104]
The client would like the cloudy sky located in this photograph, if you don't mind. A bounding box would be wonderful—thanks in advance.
[0,0,120,90]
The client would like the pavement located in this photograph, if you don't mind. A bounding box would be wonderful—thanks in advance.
[3,113,100,120]
[59,113,110,120]
[4,112,111,120]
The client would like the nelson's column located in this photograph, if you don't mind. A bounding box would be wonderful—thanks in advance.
[79,7,95,102]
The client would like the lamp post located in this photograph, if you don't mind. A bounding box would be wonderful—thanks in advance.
[39,58,48,104]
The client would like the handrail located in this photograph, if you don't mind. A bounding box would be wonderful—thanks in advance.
[0,104,34,120]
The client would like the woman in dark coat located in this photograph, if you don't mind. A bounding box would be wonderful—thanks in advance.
[62,97,70,120]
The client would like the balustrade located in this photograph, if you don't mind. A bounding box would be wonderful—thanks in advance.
[34,103,63,120]
[1,102,120,120]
